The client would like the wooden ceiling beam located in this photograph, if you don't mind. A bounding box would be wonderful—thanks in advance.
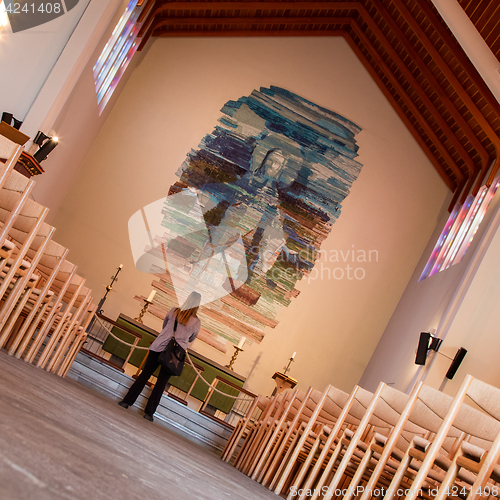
[152,1,361,13]
[137,0,156,24]
[139,1,360,39]
[134,0,500,196]
[350,21,464,188]
[138,0,161,38]
[154,29,346,37]
[392,0,500,190]
[138,22,347,49]
[149,16,353,30]
[348,17,466,187]
[139,14,353,38]
[366,0,484,201]
[343,32,456,191]
[418,0,500,119]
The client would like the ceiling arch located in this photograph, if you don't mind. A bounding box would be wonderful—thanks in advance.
[135,0,500,210]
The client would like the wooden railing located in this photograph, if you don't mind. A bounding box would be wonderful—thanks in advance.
[82,312,143,370]
[200,376,258,430]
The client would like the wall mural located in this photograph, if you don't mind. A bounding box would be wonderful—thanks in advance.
[129,86,363,352]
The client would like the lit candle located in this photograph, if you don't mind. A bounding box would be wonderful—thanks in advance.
[237,336,246,349]
[147,290,156,302]
[291,352,296,359]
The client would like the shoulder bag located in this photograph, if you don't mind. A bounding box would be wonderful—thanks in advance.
[157,318,186,376]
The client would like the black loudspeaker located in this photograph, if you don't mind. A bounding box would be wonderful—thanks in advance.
[1,112,13,124]
[415,332,431,365]
[12,118,23,130]
[1,112,23,130]
[445,347,467,380]
[33,137,58,163]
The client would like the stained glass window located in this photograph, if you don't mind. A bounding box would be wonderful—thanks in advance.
[419,177,500,281]
[93,0,142,115]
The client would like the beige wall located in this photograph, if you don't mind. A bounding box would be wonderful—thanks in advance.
[425,197,500,394]
[50,36,447,396]
[0,0,91,120]
[360,183,500,395]
[29,0,142,217]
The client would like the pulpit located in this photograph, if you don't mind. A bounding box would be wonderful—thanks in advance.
[0,150,44,178]
[272,371,298,395]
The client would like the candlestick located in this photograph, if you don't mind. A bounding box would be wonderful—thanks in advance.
[283,353,296,376]
[226,345,243,370]
[135,299,152,323]
[86,264,123,332]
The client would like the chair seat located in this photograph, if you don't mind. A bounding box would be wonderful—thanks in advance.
[1,240,15,251]
[0,257,31,278]
[29,288,54,298]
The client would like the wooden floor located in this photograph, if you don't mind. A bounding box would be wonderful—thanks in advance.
[0,350,280,499]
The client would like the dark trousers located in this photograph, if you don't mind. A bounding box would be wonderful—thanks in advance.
[121,350,171,416]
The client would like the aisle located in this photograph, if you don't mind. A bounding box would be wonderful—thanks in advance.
[0,351,278,500]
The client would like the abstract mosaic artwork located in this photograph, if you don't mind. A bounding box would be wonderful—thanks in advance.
[130,86,363,351]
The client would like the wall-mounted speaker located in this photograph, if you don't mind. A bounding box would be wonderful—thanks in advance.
[415,332,431,365]
[1,112,13,124]
[445,347,467,380]
[429,336,443,352]
[1,112,22,130]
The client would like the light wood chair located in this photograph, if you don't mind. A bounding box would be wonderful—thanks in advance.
[0,221,55,347]
[221,394,269,463]
[8,242,69,358]
[0,121,29,191]
[22,261,78,364]
[233,391,293,473]
[0,200,49,339]
[250,388,305,482]
[462,426,500,500]
[269,385,355,495]
[240,388,305,478]
[256,387,316,486]
[47,286,93,373]
[339,382,465,500]
[35,273,86,370]
[310,383,429,500]
[0,199,48,294]
[402,375,500,500]
[258,386,373,494]
[0,169,35,274]
[58,302,98,377]
[286,386,375,500]
[358,379,497,500]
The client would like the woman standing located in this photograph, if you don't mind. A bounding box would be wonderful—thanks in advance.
[118,292,201,421]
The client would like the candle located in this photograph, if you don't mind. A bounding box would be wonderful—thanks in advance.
[237,336,246,349]
[291,352,296,359]
[119,264,123,269]
[147,290,156,302]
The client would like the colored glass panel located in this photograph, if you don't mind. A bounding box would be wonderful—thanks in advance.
[420,177,500,280]
[93,0,141,115]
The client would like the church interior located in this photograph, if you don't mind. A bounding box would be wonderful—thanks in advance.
[2,0,500,498]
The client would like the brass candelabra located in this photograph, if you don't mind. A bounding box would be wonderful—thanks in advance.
[135,298,153,323]
[226,345,243,370]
